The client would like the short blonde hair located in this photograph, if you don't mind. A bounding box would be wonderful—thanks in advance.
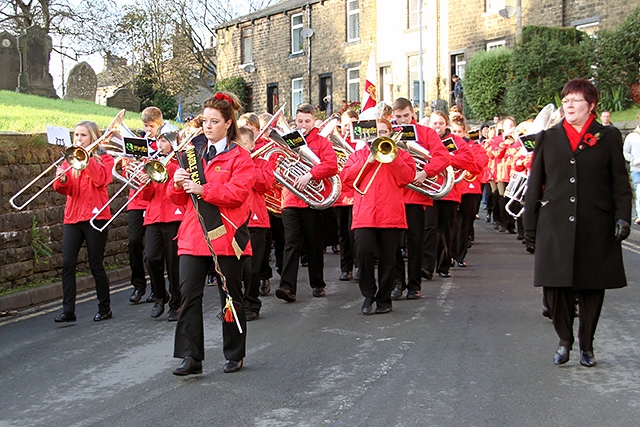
[141,106,163,124]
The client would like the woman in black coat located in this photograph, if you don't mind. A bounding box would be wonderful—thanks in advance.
[523,78,632,367]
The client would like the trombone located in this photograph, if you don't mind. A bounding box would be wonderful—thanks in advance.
[9,109,130,210]
[89,125,202,232]
[353,133,400,195]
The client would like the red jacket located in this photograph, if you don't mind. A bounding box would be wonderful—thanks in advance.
[53,153,114,224]
[282,128,339,209]
[440,132,477,203]
[167,144,255,257]
[403,123,451,206]
[248,157,276,228]
[140,159,185,225]
[341,146,416,229]
[459,139,489,195]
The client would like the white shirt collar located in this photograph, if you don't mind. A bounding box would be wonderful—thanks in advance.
[208,137,228,158]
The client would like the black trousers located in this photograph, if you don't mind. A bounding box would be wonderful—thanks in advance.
[145,222,180,311]
[423,200,458,275]
[456,194,480,263]
[61,220,110,315]
[335,205,356,274]
[544,287,605,351]
[355,228,401,310]
[127,210,147,291]
[259,212,284,280]
[280,207,326,293]
[394,204,426,291]
[174,255,246,362]
[243,228,266,314]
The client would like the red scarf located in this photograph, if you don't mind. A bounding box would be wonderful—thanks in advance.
[562,114,595,151]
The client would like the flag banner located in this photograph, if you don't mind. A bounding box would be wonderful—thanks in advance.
[361,48,377,114]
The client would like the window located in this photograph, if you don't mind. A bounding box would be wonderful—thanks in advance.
[241,27,253,64]
[291,13,303,54]
[347,67,360,103]
[408,0,420,29]
[408,56,424,105]
[291,78,304,116]
[486,40,506,50]
[347,0,360,42]
[485,0,505,14]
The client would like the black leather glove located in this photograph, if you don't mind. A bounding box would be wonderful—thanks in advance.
[615,219,631,242]
[524,232,535,254]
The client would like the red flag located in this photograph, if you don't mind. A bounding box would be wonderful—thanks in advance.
[361,48,377,113]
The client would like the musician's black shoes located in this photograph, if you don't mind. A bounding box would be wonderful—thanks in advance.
[54,312,76,323]
[339,271,353,281]
[146,292,157,303]
[580,350,597,367]
[173,357,202,376]
[312,287,326,297]
[275,287,296,302]
[258,279,271,296]
[421,269,433,280]
[223,359,243,373]
[361,297,374,315]
[167,309,180,322]
[151,301,165,318]
[129,288,144,304]
[554,346,570,365]
[93,311,112,322]
[375,305,392,314]
[406,290,421,300]
[391,282,405,300]
[246,311,259,321]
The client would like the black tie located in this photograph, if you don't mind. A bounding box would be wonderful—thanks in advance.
[206,145,217,162]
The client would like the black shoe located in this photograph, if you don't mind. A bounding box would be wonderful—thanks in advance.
[173,357,202,376]
[223,359,243,373]
[498,225,506,232]
[580,350,597,367]
[353,268,360,281]
[516,233,524,240]
[275,287,296,302]
[146,292,157,303]
[129,289,144,304]
[54,312,76,323]
[438,271,451,278]
[401,248,408,259]
[554,346,570,365]
[457,261,467,267]
[167,309,180,322]
[406,290,421,299]
[391,281,405,300]
[93,311,113,322]
[361,297,374,315]
[246,311,259,321]
[375,305,392,314]
[339,271,353,281]
[542,308,551,319]
[508,227,516,234]
[312,287,326,297]
[485,214,491,223]
[421,269,433,280]
[151,301,165,318]
[258,279,271,296]
[493,222,499,230]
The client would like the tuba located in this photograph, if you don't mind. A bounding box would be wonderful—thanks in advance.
[398,140,455,199]
[10,109,131,210]
[252,104,342,210]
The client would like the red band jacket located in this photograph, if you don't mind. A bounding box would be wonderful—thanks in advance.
[140,158,185,225]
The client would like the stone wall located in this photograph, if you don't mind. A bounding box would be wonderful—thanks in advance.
[0,134,129,291]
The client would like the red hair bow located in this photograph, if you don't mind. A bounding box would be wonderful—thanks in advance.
[214,92,232,104]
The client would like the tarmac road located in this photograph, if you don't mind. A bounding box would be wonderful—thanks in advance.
[1,220,639,426]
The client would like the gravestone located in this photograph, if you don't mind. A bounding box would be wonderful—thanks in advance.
[0,31,19,91]
[16,25,58,98]
[106,88,140,112]
[64,62,97,102]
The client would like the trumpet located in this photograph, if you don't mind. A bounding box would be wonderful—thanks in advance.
[353,134,399,195]
[398,140,454,199]
[10,109,130,210]
[252,104,341,210]
[89,125,202,232]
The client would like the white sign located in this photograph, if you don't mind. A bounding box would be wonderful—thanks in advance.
[46,126,72,147]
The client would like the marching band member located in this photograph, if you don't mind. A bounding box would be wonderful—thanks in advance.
[169,92,255,376]
[128,107,163,304]
[391,98,450,299]
[138,124,184,321]
[274,103,338,302]
[236,126,276,321]
[489,116,517,233]
[53,121,114,323]
[450,115,488,267]
[341,119,416,314]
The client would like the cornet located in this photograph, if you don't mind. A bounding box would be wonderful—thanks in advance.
[10,109,130,210]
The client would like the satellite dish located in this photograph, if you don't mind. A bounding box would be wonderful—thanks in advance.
[243,64,256,73]
[301,28,315,38]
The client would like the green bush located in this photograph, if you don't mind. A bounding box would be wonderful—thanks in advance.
[463,48,513,121]
[505,26,593,122]
[213,76,250,110]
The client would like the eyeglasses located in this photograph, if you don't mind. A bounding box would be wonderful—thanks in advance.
[561,98,586,105]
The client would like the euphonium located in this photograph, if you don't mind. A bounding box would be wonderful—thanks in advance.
[10,109,130,210]
[252,104,342,210]
[398,140,454,199]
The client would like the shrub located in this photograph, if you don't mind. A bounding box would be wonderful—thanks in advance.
[213,76,250,110]
[463,48,513,121]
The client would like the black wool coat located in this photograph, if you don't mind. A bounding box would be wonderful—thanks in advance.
[523,119,632,289]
